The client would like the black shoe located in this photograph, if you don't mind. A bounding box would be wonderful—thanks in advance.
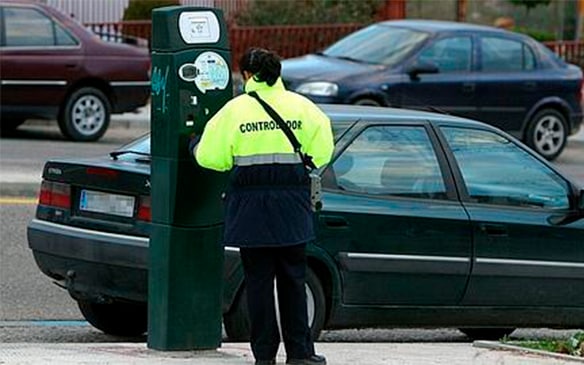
[255,359,276,365]
[286,354,327,365]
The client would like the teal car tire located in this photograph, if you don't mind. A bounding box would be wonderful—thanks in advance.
[223,267,326,342]
[78,300,147,337]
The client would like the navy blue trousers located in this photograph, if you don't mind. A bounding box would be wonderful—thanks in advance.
[240,244,314,361]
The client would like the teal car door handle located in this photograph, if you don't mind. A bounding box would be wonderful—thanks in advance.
[462,82,475,93]
[523,81,537,91]
[479,224,508,237]
[320,215,349,228]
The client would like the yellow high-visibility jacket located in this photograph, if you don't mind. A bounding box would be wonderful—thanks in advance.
[195,77,334,172]
[194,76,334,247]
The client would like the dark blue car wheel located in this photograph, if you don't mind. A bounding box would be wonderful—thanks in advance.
[526,108,567,161]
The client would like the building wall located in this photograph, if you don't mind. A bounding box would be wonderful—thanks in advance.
[47,0,218,23]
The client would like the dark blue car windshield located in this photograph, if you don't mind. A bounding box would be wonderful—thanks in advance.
[323,24,429,66]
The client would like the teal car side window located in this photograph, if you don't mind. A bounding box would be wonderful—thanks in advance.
[441,127,570,209]
[332,125,447,199]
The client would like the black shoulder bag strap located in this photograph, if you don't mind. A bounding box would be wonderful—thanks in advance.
[248,91,317,170]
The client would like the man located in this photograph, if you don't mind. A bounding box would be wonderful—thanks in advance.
[194,47,333,365]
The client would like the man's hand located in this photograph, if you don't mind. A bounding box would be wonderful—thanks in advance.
[188,133,201,157]
[189,133,201,154]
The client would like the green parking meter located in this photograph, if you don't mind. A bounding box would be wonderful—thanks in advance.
[148,6,232,351]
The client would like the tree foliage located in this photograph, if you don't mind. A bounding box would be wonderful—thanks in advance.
[122,0,179,21]
[508,0,551,12]
[235,0,384,26]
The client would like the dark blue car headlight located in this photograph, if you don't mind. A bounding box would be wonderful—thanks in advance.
[295,82,339,97]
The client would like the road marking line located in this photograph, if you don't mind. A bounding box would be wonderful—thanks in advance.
[0,320,88,327]
[0,197,37,205]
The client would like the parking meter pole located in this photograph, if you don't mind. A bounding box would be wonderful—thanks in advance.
[148,6,232,351]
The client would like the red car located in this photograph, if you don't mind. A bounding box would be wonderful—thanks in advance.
[0,1,150,141]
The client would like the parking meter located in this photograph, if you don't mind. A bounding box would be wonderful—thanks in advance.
[148,6,232,351]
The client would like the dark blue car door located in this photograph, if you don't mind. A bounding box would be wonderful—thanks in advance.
[474,34,541,136]
[394,34,481,121]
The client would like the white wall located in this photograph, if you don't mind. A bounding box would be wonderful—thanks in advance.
[47,0,216,24]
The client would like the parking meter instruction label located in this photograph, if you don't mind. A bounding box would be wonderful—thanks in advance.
[179,52,229,94]
[178,11,220,44]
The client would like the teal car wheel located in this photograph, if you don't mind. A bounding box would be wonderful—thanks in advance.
[223,267,325,341]
[78,300,147,337]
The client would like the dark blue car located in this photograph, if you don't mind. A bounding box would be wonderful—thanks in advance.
[281,20,583,160]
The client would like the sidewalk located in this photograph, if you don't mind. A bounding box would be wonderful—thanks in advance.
[0,341,581,365]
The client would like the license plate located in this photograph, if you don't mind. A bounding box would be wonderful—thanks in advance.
[79,190,135,218]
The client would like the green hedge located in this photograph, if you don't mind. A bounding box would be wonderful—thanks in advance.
[122,0,179,21]
[513,26,556,42]
[235,0,384,26]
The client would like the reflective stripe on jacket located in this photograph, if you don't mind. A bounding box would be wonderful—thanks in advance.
[195,77,334,172]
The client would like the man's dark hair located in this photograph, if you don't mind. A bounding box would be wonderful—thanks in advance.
[239,47,281,86]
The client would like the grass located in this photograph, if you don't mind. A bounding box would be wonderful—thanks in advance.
[503,332,584,357]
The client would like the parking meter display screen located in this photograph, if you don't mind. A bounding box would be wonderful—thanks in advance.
[178,11,220,44]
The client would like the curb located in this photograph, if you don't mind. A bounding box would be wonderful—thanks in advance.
[474,340,584,363]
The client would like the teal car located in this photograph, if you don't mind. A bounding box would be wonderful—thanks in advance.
[28,105,584,340]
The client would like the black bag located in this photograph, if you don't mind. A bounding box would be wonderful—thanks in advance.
[247,91,322,211]
[248,91,317,171]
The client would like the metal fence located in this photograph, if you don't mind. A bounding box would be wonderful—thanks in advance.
[85,21,584,70]
[546,41,584,67]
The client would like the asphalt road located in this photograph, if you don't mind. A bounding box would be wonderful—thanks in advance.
[0,122,150,195]
[0,122,582,343]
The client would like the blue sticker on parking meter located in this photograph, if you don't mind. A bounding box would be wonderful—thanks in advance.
[178,52,229,94]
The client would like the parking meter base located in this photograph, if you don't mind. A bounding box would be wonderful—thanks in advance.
[148,222,224,350]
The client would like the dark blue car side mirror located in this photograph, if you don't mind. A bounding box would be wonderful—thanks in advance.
[405,60,439,80]
[579,189,584,212]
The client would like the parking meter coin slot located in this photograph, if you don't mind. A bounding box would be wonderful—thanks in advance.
[178,64,198,81]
